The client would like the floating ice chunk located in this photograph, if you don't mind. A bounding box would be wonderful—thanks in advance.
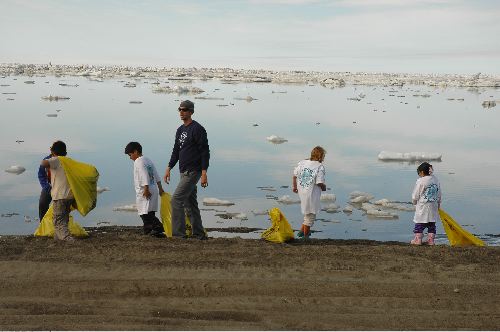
[342,205,354,213]
[59,83,79,87]
[350,195,373,204]
[215,212,247,220]
[366,209,398,218]
[97,186,110,194]
[252,209,269,216]
[320,78,345,88]
[320,193,336,202]
[378,151,442,161]
[374,199,415,211]
[123,82,136,88]
[46,114,58,117]
[266,135,288,144]
[349,191,373,198]
[361,202,379,211]
[5,165,26,175]
[41,95,70,101]
[482,100,496,108]
[113,204,137,212]
[129,100,143,104]
[322,203,340,213]
[277,195,300,204]
[24,80,35,84]
[203,197,235,206]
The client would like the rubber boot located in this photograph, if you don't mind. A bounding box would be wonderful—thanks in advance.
[410,233,423,245]
[426,233,436,246]
[303,225,311,238]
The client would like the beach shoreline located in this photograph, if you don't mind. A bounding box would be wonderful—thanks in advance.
[1,226,499,330]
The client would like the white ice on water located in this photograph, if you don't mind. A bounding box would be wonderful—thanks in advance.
[4,165,25,175]
[277,195,300,204]
[378,151,442,161]
[202,197,235,206]
[97,186,110,194]
[266,135,288,144]
[113,204,137,212]
[320,193,336,202]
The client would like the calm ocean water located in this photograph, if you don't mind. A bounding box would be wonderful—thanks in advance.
[1,75,499,245]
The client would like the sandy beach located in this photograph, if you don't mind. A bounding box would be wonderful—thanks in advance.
[0,226,498,330]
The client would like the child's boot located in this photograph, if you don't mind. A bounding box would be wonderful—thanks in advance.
[410,233,423,245]
[297,224,305,238]
[303,225,311,239]
[426,233,436,246]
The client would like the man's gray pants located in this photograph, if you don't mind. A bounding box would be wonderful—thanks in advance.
[171,170,204,238]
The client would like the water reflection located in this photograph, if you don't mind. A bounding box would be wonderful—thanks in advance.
[1,75,499,245]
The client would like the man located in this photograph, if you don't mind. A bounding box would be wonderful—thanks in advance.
[164,100,210,239]
[38,154,52,221]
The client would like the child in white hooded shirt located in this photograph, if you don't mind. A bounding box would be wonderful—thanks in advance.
[292,146,327,238]
[411,162,441,245]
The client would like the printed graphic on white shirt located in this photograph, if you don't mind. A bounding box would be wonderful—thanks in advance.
[294,160,325,215]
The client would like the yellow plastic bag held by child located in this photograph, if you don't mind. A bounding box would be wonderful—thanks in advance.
[59,156,99,216]
[261,208,294,243]
[160,193,194,238]
[34,205,88,237]
[439,209,485,246]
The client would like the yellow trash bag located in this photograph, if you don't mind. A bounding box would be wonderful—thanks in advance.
[439,209,485,246]
[159,193,193,238]
[34,205,88,237]
[261,207,294,243]
[59,156,99,216]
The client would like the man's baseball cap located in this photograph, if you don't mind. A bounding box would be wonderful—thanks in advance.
[179,100,194,111]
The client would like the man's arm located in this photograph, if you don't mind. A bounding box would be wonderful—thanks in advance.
[196,125,210,188]
[164,132,180,183]
[292,176,298,193]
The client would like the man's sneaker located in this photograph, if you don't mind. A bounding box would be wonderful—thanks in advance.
[150,231,166,238]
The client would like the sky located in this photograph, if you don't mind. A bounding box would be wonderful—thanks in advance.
[1,0,500,74]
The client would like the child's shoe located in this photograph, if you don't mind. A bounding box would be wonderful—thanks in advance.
[296,231,304,238]
[410,233,423,245]
[426,233,436,246]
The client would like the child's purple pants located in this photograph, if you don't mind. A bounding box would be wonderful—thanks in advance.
[413,222,436,234]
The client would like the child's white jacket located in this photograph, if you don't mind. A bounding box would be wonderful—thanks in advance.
[294,160,325,214]
[412,175,441,224]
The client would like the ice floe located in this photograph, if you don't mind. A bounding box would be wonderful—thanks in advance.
[322,203,340,213]
[129,100,143,104]
[320,193,336,202]
[251,209,269,216]
[482,100,496,108]
[342,205,354,213]
[202,197,235,206]
[97,186,110,194]
[266,135,288,144]
[215,212,248,220]
[113,204,137,212]
[41,95,70,101]
[5,165,26,175]
[277,195,300,204]
[378,151,442,161]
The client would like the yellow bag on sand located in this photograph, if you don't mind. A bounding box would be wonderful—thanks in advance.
[160,193,193,238]
[439,209,485,246]
[34,205,88,237]
[59,156,99,217]
[261,207,294,243]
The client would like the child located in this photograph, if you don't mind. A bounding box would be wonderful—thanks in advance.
[411,162,441,245]
[124,142,165,237]
[292,146,327,238]
[40,141,75,241]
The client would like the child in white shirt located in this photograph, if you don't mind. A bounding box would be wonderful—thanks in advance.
[411,162,441,245]
[292,146,327,238]
[125,142,165,237]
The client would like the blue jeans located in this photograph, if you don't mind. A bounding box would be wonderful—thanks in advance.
[171,170,204,238]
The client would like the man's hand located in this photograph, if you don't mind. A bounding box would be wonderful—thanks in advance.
[158,182,164,196]
[201,171,208,188]
[163,167,171,184]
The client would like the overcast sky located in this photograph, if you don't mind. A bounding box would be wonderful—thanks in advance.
[1,0,499,74]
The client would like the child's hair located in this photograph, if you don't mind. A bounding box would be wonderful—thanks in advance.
[50,140,67,156]
[124,142,142,154]
[310,146,326,162]
[417,162,433,176]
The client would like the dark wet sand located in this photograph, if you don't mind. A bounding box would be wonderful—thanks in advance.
[0,226,499,330]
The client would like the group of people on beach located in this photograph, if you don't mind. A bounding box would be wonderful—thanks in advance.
[38,99,441,245]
